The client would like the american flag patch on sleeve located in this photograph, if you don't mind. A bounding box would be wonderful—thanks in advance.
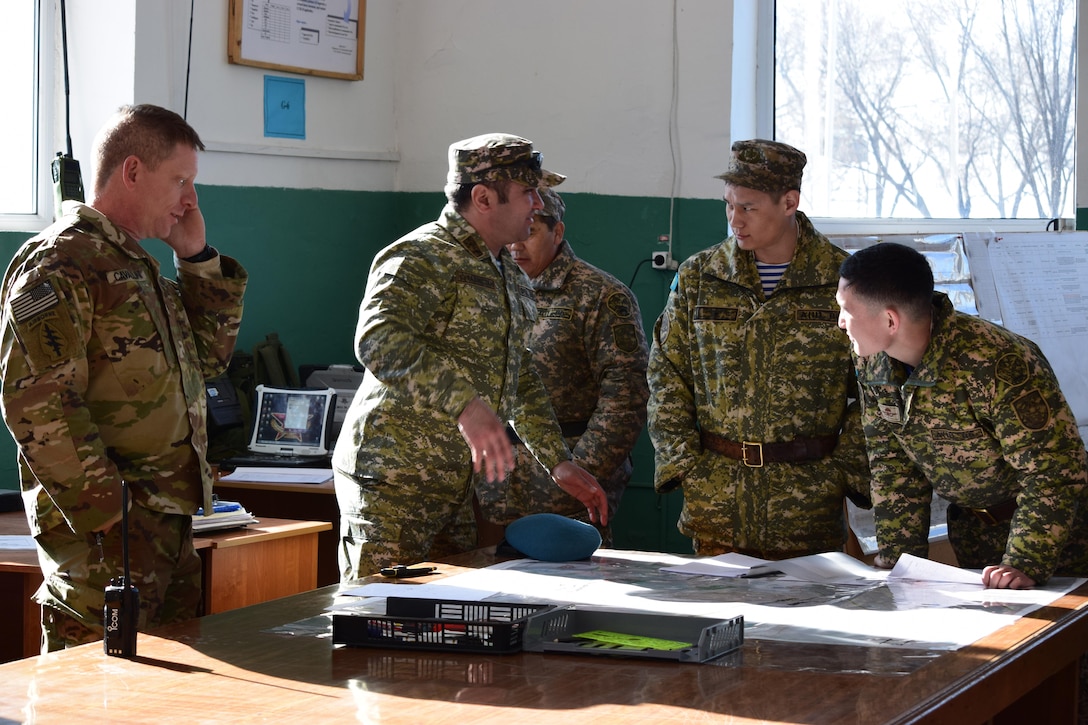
[10,281,60,323]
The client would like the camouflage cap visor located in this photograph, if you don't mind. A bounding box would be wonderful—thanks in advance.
[450,150,565,187]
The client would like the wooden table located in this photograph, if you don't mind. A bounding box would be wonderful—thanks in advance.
[214,475,341,586]
[0,511,330,662]
[0,548,1084,724]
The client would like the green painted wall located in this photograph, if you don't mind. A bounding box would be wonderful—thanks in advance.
[0,186,733,552]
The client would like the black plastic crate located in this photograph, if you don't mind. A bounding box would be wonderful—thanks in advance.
[522,605,744,663]
[332,598,553,653]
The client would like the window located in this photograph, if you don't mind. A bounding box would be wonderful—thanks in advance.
[765,0,1076,231]
[0,0,54,231]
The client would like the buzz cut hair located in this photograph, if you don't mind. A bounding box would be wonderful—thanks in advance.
[93,104,204,194]
[838,242,934,322]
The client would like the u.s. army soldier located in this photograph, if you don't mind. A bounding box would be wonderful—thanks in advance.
[647,139,871,559]
[0,104,247,651]
[837,242,1088,588]
[333,134,608,581]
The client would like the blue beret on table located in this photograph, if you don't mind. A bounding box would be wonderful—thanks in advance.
[503,513,602,562]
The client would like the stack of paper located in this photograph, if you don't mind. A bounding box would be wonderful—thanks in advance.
[192,499,258,533]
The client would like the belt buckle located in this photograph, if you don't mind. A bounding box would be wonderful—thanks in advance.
[974,508,1000,526]
[742,441,764,468]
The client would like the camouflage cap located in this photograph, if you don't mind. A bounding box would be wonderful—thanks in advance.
[447,133,565,188]
[715,139,806,193]
[536,186,566,222]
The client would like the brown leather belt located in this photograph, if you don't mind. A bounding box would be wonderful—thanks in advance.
[700,430,838,467]
[947,499,1018,526]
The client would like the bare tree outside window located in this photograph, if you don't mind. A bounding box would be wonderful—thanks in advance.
[775,0,1076,222]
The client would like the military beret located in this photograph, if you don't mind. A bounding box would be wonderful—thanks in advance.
[715,138,806,193]
[503,513,601,562]
[447,133,565,188]
[536,186,566,222]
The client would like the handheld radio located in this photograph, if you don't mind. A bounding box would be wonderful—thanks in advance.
[103,479,139,657]
[52,153,85,218]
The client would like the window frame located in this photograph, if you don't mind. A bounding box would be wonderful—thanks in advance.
[733,0,1080,235]
[0,0,57,233]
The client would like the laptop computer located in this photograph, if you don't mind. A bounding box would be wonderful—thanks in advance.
[220,385,337,468]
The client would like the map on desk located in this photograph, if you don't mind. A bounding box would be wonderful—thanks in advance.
[336,550,1085,652]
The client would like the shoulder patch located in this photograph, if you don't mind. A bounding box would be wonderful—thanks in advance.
[10,281,60,323]
[606,292,633,318]
[1011,389,1050,430]
[8,281,80,372]
[995,353,1030,387]
[612,322,639,353]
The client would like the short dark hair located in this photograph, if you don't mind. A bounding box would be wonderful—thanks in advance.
[445,179,512,211]
[535,213,560,232]
[838,242,934,322]
[94,104,204,193]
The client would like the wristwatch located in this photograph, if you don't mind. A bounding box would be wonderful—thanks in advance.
[182,244,218,263]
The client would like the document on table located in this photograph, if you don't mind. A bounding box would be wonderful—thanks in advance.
[219,467,333,484]
[662,551,887,585]
[888,553,983,584]
[0,535,37,550]
[660,552,780,578]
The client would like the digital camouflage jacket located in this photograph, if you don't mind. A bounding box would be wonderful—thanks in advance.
[333,205,570,499]
[476,241,649,523]
[647,212,871,556]
[858,293,1088,582]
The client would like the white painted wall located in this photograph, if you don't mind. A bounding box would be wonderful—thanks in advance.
[61,0,733,200]
[390,0,733,198]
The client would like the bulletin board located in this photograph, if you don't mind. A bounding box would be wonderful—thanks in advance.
[228,0,365,81]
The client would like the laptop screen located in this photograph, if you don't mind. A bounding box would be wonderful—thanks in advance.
[247,385,337,457]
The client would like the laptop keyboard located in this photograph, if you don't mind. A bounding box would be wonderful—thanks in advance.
[219,452,332,469]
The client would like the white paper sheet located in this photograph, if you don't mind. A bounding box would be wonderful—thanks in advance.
[349,549,1085,650]
[660,552,776,577]
[219,467,333,484]
[0,535,37,551]
[889,553,983,584]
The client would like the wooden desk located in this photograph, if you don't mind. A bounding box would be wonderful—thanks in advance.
[0,548,1084,724]
[196,518,331,614]
[0,511,329,663]
[214,475,341,586]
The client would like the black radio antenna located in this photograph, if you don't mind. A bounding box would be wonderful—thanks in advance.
[59,0,74,158]
[51,0,85,218]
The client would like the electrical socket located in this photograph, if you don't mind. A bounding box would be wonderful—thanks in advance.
[651,250,678,270]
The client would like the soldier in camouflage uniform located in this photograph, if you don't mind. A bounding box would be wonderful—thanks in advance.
[333,134,608,581]
[0,105,247,650]
[647,139,871,559]
[837,242,1088,588]
[475,187,649,544]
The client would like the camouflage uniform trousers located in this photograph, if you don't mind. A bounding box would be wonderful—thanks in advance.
[334,468,478,581]
[34,503,201,652]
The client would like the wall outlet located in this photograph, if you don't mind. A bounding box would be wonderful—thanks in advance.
[651,250,678,270]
